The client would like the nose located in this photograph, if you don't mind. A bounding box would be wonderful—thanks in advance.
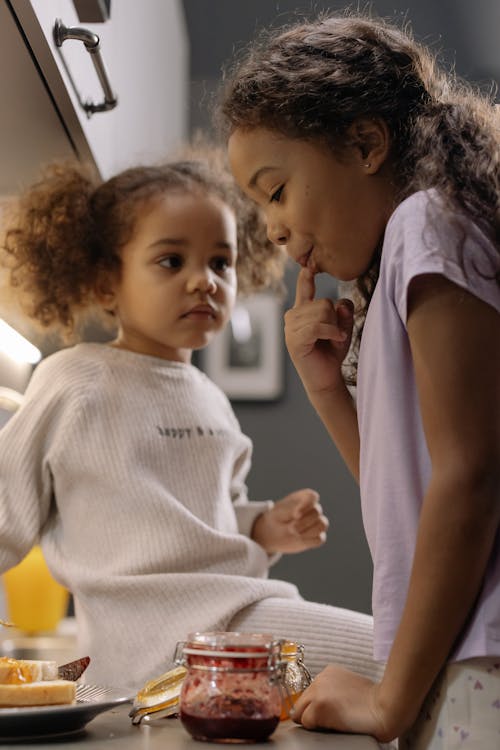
[266,219,289,246]
[186,269,217,296]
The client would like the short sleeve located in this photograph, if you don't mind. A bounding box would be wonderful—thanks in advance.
[384,191,500,325]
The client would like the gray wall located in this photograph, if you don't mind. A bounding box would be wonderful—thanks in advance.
[182,0,500,614]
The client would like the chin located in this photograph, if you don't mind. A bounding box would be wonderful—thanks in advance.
[190,333,215,350]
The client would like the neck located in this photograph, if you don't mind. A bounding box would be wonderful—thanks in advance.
[108,339,193,364]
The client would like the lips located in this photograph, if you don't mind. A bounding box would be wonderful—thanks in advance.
[307,253,318,274]
[296,248,318,274]
[182,304,216,318]
[297,249,311,267]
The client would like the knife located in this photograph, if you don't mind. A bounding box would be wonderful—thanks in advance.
[58,655,91,681]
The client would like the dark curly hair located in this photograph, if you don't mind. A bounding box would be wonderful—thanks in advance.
[218,11,500,379]
[1,146,285,339]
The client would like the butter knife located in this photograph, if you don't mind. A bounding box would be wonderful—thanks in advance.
[58,655,91,681]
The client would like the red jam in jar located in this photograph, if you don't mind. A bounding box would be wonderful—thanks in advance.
[175,632,283,743]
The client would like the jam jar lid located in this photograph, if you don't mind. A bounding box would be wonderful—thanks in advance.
[182,631,276,654]
[175,631,283,669]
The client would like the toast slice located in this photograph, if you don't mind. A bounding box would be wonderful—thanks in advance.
[0,679,76,706]
[0,657,58,684]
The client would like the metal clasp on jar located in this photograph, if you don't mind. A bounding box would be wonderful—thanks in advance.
[278,640,313,720]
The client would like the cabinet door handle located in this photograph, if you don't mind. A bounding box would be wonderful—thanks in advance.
[53,18,118,116]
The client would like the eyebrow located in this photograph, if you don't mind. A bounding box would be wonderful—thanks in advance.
[248,165,277,189]
[148,238,236,251]
[148,238,185,249]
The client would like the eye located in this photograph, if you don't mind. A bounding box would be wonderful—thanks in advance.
[211,256,232,273]
[159,254,183,269]
[270,185,284,203]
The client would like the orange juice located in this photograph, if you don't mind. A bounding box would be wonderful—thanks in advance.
[2,546,69,633]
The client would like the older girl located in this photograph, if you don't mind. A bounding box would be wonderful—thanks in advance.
[222,12,500,748]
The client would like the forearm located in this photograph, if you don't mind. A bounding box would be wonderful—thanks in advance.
[377,470,499,736]
[308,382,360,481]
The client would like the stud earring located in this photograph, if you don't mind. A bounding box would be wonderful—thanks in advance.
[364,162,372,168]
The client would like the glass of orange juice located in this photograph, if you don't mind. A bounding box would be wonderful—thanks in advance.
[2,546,69,633]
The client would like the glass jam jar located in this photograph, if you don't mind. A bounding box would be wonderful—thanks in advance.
[174,632,284,743]
[279,640,313,720]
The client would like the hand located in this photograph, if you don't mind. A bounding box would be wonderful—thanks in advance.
[284,268,354,397]
[292,665,396,743]
[251,489,328,554]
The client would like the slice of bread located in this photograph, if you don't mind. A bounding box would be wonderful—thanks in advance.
[0,658,58,684]
[0,679,76,706]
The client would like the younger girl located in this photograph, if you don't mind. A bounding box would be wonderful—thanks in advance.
[0,155,381,690]
[222,11,500,749]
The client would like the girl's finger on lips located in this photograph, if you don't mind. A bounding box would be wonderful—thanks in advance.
[294,267,316,307]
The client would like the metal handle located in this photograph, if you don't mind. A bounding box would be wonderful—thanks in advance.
[53,18,117,115]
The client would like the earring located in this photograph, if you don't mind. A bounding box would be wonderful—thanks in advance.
[364,162,372,168]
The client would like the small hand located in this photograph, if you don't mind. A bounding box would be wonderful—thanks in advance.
[284,268,354,397]
[251,489,329,554]
[292,665,395,743]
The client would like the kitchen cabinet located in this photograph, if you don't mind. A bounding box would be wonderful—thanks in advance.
[1,0,188,193]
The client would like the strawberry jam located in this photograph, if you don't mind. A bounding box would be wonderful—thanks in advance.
[180,714,279,743]
[175,632,282,743]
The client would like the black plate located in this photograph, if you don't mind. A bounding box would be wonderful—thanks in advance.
[0,684,132,741]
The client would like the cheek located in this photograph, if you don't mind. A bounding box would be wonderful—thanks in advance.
[224,286,237,316]
[223,271,238,299]
[295,197,321,234]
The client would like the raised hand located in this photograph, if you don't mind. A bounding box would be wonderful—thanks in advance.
[284,268,354,397]
[251,488,329,554]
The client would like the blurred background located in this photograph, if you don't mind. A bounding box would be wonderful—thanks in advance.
[1,0,499,619]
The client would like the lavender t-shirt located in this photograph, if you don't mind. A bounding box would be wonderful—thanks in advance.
[357,189,500,662]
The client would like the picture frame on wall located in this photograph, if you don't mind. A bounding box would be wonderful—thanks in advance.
[202,293,284,401]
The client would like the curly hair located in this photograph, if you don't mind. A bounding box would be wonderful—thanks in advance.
[1,147,285,340]
[218,11,500,379]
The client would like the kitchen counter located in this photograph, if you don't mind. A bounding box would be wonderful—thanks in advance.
[2,703,383,749]
[0,624,384,748]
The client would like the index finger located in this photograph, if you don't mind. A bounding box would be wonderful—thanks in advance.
[294,267,316,307]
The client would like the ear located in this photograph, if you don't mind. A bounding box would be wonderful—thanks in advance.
[347,118,391,174]
[94,274,117,313]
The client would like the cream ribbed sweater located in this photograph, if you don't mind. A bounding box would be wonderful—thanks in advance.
[0,343,300,688]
